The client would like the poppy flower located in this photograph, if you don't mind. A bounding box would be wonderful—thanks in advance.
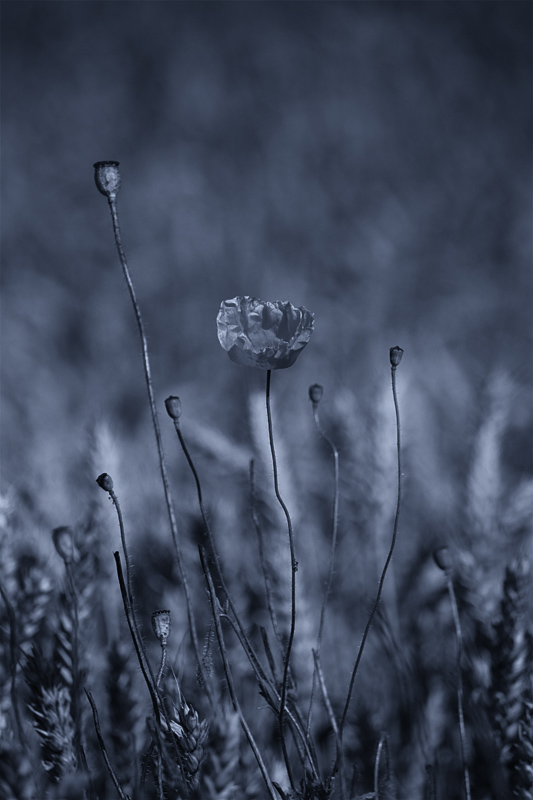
[217,296,314,370]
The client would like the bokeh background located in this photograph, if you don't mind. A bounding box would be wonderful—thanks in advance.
[1,3,532,797]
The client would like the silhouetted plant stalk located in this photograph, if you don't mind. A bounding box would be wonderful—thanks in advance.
[250,459,283,650]
[338,348,404,759]
[265,368,298,790]
[199,546,279,800]
[434,546,472,800]
[306,384,340,741]
[85,689,130,800]
[0,581,26,751]
[165,395,269,706]
[93,161,202,680]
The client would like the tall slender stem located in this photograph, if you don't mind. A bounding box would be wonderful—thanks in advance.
[106,195,202,676]
[446,573,472,800]
[306,400,339,737]
[339,362,402,738]
[265,369,297,790]
[199,547,279,800]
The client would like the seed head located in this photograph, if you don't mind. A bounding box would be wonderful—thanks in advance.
[93,161,121,200]
[152,610,171,644]
[165,396,182,422]
[96,472,114,493]
[309,384,324,405]
[52,526,75,565]
[433,546,453,572]
[389,346,404,368]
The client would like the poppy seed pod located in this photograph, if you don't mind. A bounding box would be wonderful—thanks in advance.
[217,296,314,370]
[93,161,121,200]
[309,384,324,405]
[165,396,182,422]
[433,546,453,572]
[96,472,114,493]
[152,610,171,644]
[390,346,404,368]
[52,526,75,565]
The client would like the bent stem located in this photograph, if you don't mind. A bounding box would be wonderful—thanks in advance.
[105,195,202,676]
[265,368,297,791]
[306,400,339,737]
[85,689,130,800]
[339,363,402,742]
[446,571,472,800]
[199,547,278,800]
[250,460,283,650]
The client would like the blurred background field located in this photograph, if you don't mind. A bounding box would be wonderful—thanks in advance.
[1,2,532,798]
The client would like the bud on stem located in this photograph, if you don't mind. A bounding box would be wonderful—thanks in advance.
[93,161,121,200]
[390,346,404,368]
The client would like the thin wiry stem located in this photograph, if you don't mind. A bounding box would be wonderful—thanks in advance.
[373,733,389,800]
[114,553,189,797]
[250,460,283,650]
[339,363,402,739]
[446,572,472,800]
[85,689,130,800]
[114,552,160,726]
[265,368,297,791]
[312,649,345,800]
[156,643,167,688]
[170,415,276,708]
[306,400,340,738]
[105,196,202,678]
[199,547,279,800]
[222,612,318,779]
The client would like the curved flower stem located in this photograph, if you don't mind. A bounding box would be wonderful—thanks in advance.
[250,460,283,650]
[169,416,271,706]
[306,402,339,738]
[445,571,472,800]
[265,369,297,791]
[105,196,202,676]
[199,547,279,800]
[373,733,389,800]
[339,363,402,741]
[85,690,130,800]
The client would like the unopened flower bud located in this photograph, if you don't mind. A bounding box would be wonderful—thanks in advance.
[389,346,404,368]
[433,546,452,572]
[93,161,121,200]
[152,610,171,644]
[52,526,75,565]
[309,384,324,405]
[165,396,182,422]
[96,472,114,493]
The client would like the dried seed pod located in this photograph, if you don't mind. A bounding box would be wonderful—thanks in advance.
[152,610,171,644]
